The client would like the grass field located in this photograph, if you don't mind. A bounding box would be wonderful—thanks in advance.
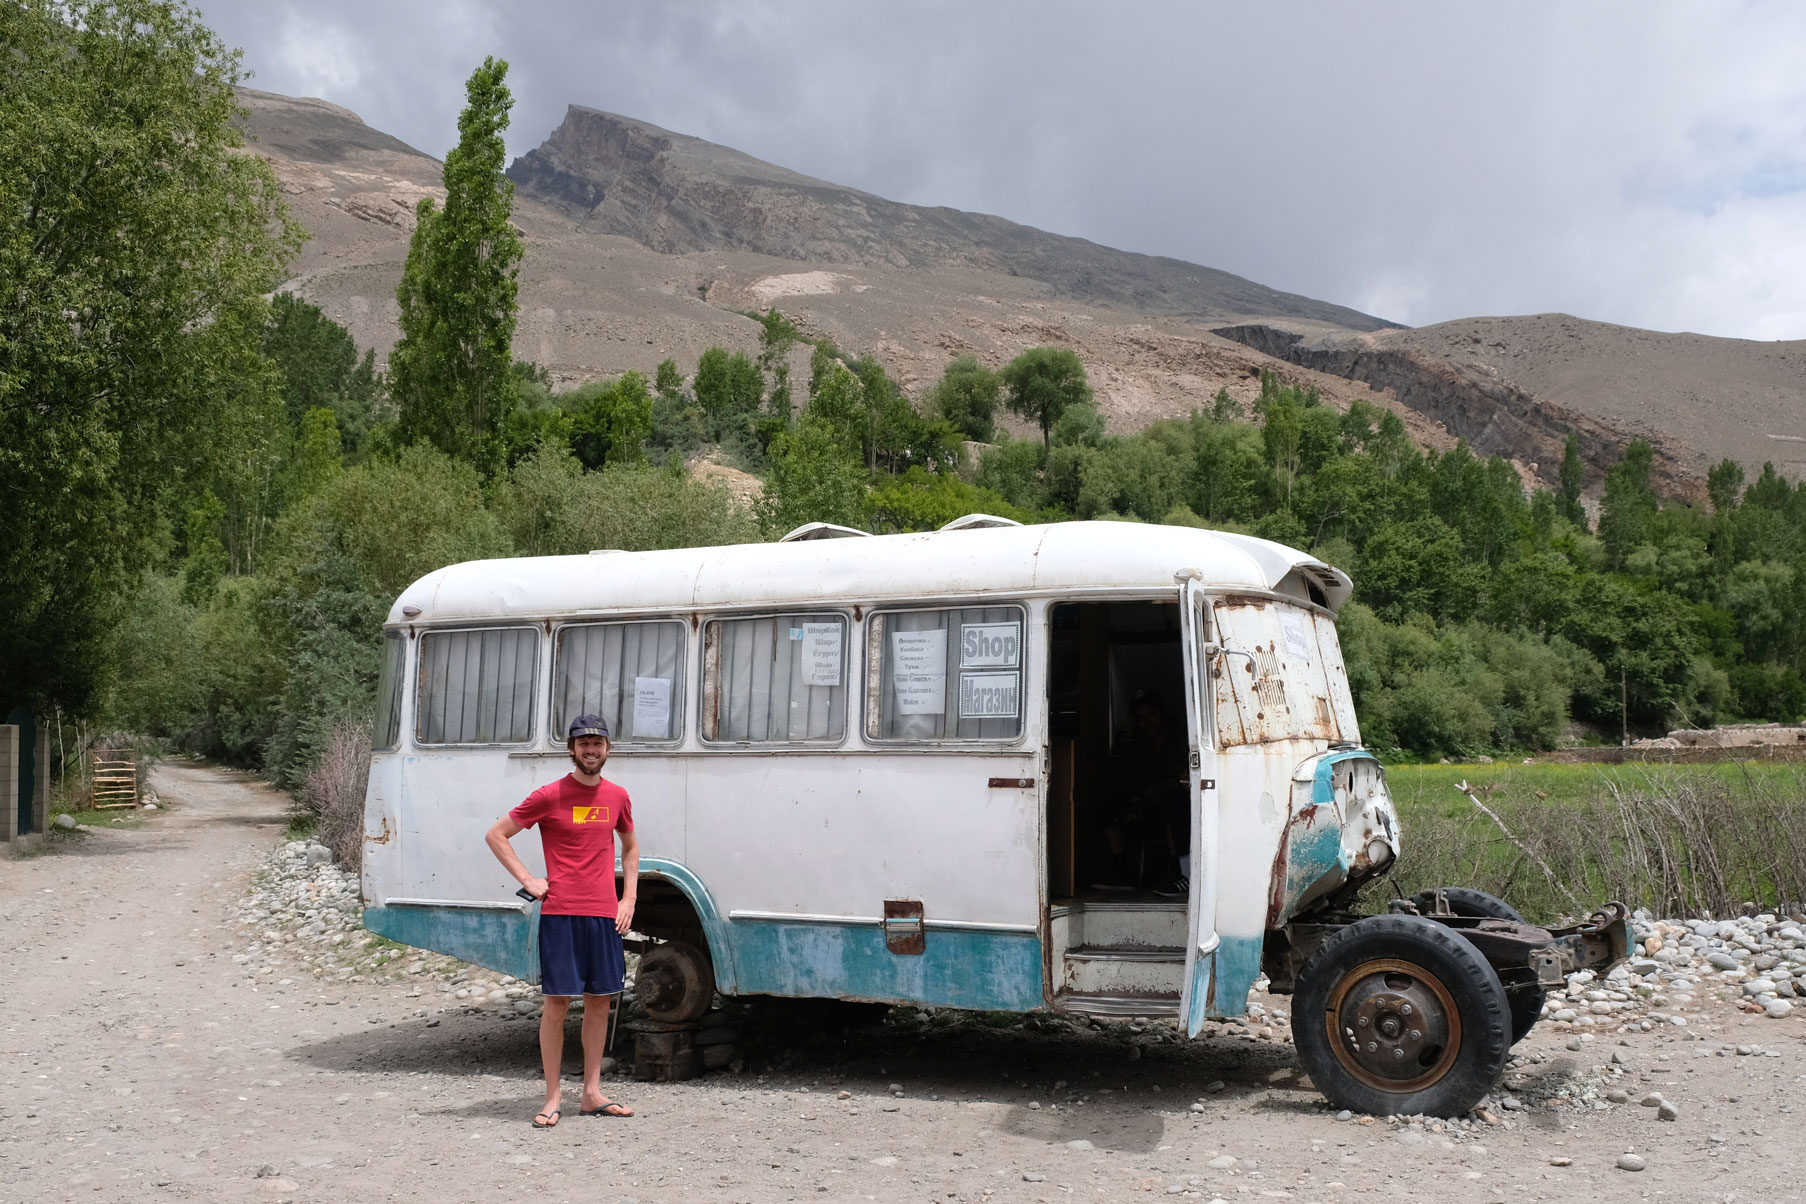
[1384,759,1806,924]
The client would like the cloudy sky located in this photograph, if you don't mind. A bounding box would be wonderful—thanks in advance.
[199,1,1806,340]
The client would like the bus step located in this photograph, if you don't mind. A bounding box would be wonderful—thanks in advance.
[1062,945,1186,995]
[1050,990,1181,1018]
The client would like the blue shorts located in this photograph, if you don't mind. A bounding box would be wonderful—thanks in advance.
[538,914,626,997]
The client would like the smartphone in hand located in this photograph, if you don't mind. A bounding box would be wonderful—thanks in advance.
[515,886,536,902]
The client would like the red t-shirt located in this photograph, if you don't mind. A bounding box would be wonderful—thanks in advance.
[509,774,634,917]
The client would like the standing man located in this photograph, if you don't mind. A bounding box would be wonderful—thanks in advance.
[486,714,638,1127]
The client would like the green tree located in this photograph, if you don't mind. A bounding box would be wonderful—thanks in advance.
[1596,440,1659,568]
[567,371,654,470]
[264,292,381,454]
[757,417,869,536]
[0,0,302,711]
[929,356,1001,442]
[693,346,764,446]
[1000,347,1093,453]
[1706,458,1745,515]
[1557,433,1588,526]
[389,57,523,478]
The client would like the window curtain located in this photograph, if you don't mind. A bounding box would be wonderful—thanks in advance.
[710,615,846,742]
[873,607,1022,740]
[417,628,539,744]
[554,621,685,742]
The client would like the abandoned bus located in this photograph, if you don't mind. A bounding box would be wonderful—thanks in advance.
[362,517,1626,1115]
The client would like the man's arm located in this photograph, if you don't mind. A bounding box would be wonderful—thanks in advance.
[485,816,548,899]
[615,826,640,935]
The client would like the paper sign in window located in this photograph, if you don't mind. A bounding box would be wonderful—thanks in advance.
[959,672,1019,719]
[890,630,947,715]
[959,622,1020,669]
[1279,612,1312,661]
[632,676,671,738]
[802,622,843,687]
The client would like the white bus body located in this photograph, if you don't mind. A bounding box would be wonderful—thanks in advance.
[361,519,1401,1033]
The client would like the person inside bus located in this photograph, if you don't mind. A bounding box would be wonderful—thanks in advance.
[1092,688,1190,896]
[485,714,639,1128]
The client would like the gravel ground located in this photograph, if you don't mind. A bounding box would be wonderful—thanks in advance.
[3,760,1804,1204]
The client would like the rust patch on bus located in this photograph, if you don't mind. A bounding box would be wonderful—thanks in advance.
[364,816,393,846]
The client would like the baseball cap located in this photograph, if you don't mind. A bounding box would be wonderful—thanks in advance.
[567,713,610,741]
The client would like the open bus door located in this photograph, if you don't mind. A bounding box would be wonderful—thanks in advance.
[1177,576,1221,1036]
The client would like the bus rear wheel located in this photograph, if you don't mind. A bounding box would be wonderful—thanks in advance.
[636,940,714,1024]
[1292,914,1511,1118]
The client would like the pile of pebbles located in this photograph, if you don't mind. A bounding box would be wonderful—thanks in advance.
[1538,908,1805,1041]
[232,840,650,1034]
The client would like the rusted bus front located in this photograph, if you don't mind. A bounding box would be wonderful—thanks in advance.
[1209,596,1358,748]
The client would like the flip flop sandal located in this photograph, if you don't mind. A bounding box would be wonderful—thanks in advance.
[532,1109,561,1129]
[579,1101,633,1118]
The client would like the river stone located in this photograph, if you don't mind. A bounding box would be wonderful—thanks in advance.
[53,813,76,830]
[1766,1000,1794,1018]
[1617,1153,1647,1171]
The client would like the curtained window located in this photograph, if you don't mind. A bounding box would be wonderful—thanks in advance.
[553,621,686,744]
[867,607,1024,741]
[703,614,847,743]
[415,627,540,745]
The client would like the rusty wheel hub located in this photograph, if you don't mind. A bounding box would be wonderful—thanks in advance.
[1324,958,1459,1092]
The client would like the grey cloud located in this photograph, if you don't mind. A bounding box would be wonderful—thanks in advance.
[199,0,1806,338]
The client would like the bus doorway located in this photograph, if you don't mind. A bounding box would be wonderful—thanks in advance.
[1046,600,1190,1014]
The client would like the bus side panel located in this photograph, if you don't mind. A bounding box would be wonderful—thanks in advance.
[724,920,1043,1011]
[684,750,1042,1008]
[360,750,687,982]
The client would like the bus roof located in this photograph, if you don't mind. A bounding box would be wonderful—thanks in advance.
[387,520,1353,625]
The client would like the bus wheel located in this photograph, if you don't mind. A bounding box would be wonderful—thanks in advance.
[1292,914,1511,1118]
[637,940,714,1024]
[1410,886,1546,1045]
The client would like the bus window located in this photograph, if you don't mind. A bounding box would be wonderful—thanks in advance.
[374,631,405,750]
[553,621,686,744]
[866,606,1024,742]
[416,626,540,745]
[703,614,847,744]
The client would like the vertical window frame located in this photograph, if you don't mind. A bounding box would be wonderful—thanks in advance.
[550,617,689,748]
[863,603,1029,745]
[699,610,852,747]
[413,624,543,747]
[373,629,407,751]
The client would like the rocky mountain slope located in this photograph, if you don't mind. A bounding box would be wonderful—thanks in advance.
[242,87,1805,495]
[506,106,1395,332]
[1216,317,1806,497]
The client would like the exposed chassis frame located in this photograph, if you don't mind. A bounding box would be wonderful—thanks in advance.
[1264,893,1633,998]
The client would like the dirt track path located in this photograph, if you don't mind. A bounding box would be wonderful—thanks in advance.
[3,762,1804,1204]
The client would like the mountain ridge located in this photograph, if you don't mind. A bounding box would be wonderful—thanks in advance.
[506,105,1399,332]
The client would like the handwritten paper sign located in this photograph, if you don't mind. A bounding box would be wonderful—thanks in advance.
[890,629,947,715]
[801,622,843,687]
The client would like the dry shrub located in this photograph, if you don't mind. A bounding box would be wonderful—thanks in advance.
[1393,764,1806,924]
[301,718,371,873]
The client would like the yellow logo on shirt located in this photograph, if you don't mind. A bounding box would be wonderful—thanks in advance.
[572,805,611,825]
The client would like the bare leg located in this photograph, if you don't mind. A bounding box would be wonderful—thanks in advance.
[538,995,572,1122]
[578,994,631,1114]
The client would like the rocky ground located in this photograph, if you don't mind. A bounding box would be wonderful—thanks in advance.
[3,761,1804,1204]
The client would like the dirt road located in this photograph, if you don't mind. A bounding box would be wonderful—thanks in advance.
[3,763,1803,1204]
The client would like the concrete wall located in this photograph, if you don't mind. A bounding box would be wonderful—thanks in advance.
[35,722,49,833]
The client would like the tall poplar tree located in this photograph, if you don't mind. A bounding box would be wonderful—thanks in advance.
[390,57,522,478]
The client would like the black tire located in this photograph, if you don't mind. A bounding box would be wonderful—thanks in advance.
[636,940,714,1024]
[1292,914,1512,1118]
[1411,886,1545,1045]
